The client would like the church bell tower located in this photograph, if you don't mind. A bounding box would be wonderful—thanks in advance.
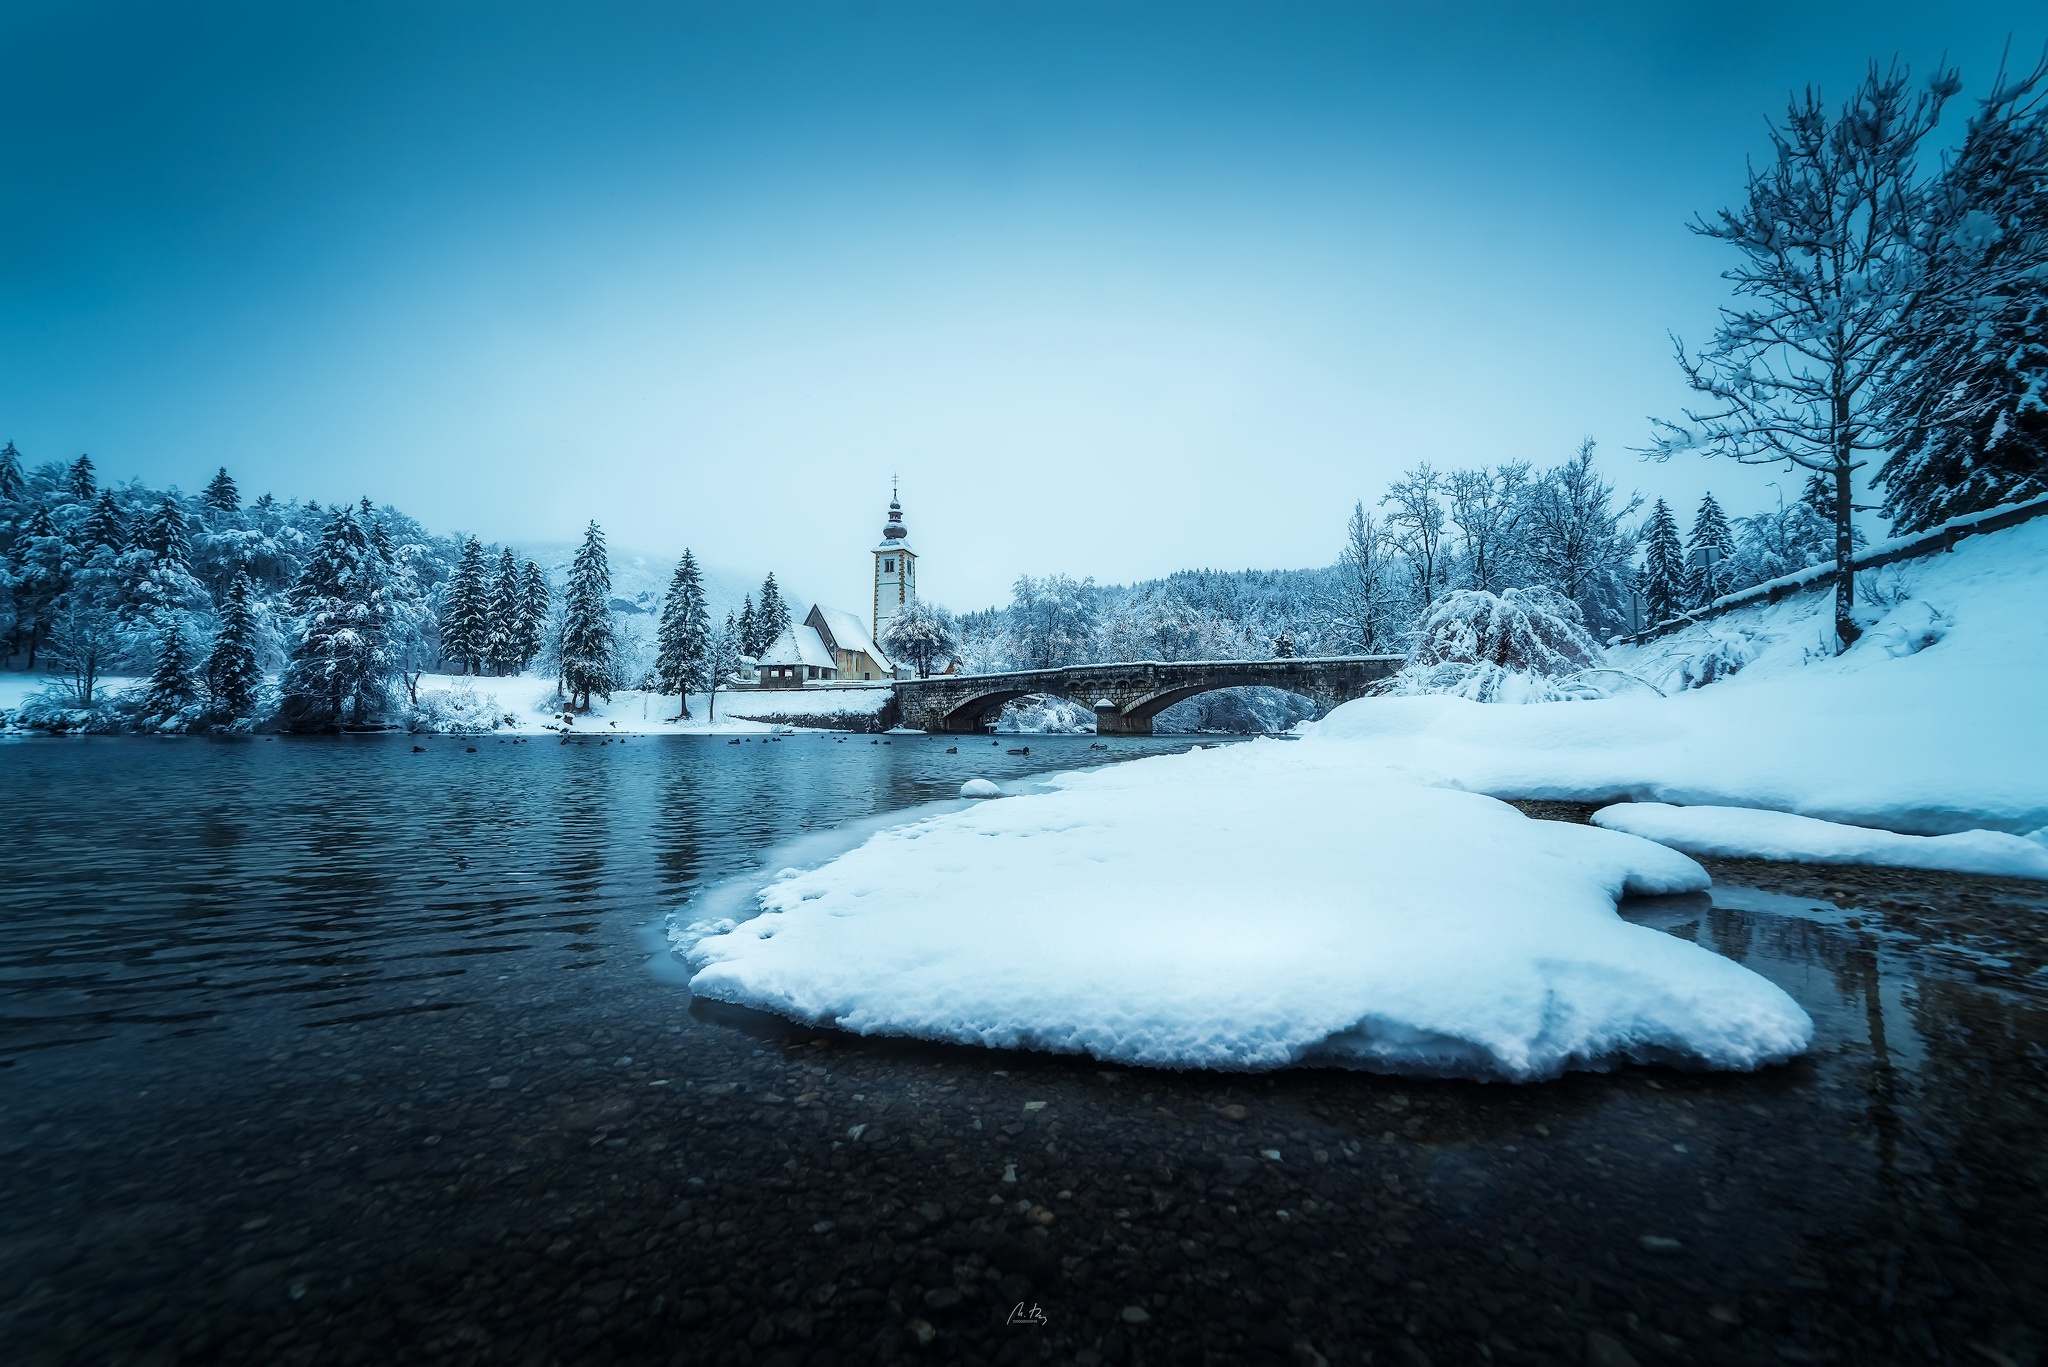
[873,481,916,655]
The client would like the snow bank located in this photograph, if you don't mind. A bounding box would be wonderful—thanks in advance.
[1592,803,2048,880]
[684,745,1810,1079]
[722,686,894,719]
[1309,516,2048,837]
[959,779,1001,798]
[402,674,890,735]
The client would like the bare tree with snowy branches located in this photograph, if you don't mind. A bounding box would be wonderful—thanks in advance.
[1645,61,1960,649]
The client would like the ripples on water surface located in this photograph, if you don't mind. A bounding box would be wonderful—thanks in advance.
[0,732,1198,1072]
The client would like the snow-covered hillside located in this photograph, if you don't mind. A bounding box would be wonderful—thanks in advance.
[1316,511,2048,838]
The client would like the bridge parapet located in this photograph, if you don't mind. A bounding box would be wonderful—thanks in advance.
[893,656,1402,735]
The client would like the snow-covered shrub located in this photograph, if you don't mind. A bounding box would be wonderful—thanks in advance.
[138,699,211,734]
[1866,599,1951,659]
[1386,587,1606,703]
[997,694,1095,733]
[12,684,126,734]
[1857,564,1919,612]
[407,682,503,734]
[1671,634,1755,689]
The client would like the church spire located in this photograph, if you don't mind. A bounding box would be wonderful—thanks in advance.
[882,479,907,542]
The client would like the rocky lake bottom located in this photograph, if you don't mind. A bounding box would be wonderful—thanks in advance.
[2,738,2045,1367]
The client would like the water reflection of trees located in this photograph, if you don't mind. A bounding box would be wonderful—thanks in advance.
[655,764,709,899]
[1704,889,2048,1351]
[1899,977,2048,1313]
[550,749,614,918]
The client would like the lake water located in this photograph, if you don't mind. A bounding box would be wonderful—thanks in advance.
[3,735,2046,1366]
[0,732,1202,1078]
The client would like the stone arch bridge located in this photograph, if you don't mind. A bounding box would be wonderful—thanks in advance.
[893,656,1403,735]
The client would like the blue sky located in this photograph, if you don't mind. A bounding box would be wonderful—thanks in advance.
[4,2,2042,609]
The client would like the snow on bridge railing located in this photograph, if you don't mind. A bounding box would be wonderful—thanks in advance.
[1615,492,2048,646]
[909,656,1407,685]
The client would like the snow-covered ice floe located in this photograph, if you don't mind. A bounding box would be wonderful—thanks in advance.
[684,745,1812,1079]
[1591,803,2048,881]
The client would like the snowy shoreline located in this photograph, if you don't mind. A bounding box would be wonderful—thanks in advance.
[675,513,2048,1077]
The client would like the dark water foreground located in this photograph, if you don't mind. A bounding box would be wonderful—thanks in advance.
[1,740,2045,1367]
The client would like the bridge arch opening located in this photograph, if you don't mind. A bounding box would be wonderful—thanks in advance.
[933,688,1041,734]
[1143,684,1325,735]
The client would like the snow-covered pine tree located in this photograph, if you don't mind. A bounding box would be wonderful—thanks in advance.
[485,548,522,675]
[66,454,96,501]
[703,610,743,722]
[10,506,69,666]
[756,573,792,652]
[79,490,128,554]
[142,620,200,728]
[1876,65,2048,530]
[125,496,207,627]
[0,441,24,502]
[359,499,390,559]
[1647,62,1961,649]
[279,506,390,729]
[654,549,711,715]
[202,467,241,515]
[204,571,263,722]
[440,536,489,674]
[515,560,549,672]
[69,492,132,625]
[736,594,759,657]
[138,496,191,565]
[1637,498,1688,625]
[1683,492,1738,607]
[557,521,618,711]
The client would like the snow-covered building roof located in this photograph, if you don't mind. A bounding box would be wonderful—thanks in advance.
[809,604,894,671]
[758,624,838,671]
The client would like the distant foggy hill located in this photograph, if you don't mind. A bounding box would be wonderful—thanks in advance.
[520,542,776,627]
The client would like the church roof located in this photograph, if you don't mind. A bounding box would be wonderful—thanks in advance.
[807,603,894,671]
[757,623,837,671]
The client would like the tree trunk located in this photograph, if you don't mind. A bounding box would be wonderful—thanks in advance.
[1832,458,1861,652]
